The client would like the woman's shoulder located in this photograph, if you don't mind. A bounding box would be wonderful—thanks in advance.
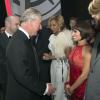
[83,45,91,51]
[83,45,91,57]
[49,34,55,41]
[62,28,72,37]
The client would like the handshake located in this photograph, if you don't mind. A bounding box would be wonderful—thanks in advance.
[45,83,56,96]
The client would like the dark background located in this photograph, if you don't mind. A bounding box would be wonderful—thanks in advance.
[0,0,91,28]
[61,0,91,25]
[0,0,7,28]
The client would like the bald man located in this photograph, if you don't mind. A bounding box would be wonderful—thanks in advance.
[0,15,20,100]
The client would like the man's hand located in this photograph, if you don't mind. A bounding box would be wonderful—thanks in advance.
[47,83,56,96]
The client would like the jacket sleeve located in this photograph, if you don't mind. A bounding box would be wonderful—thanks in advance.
[6,39,46,96]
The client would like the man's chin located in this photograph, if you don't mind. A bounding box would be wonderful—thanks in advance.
[95,22,100,31]
[93,18,100,32]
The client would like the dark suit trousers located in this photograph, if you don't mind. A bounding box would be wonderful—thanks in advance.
[0,83,6,100]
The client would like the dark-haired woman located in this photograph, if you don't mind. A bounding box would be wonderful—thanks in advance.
[65,21,92,100]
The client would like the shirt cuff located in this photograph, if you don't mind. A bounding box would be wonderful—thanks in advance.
[43,84,48,95]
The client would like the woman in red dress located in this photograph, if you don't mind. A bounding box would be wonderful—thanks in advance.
[65,21,93,100]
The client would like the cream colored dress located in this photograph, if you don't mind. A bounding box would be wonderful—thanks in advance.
[48,29,73,100]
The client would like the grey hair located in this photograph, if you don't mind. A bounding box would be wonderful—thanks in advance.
[20,7,41,23]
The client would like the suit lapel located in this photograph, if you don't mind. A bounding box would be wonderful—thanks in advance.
[91,40,98,66]
[91,33,100,69]
[1,33,9,48]
[93,52,100,65]
[29,39,40,79]
[36,33,41,46]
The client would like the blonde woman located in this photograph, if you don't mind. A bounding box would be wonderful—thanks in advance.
[43,15,73,100]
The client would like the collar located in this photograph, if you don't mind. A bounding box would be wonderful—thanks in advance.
[5,30,12,38]
[19,27,30,39]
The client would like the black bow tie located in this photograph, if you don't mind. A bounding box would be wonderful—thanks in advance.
[9,36,12,39]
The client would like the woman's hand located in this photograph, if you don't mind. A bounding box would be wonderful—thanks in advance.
[43,53,55,60]
[65,84,74,96]
[43,53,50,60]
[65,84,71,95]
[69,87,74,95]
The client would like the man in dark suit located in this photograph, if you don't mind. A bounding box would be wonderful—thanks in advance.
[32,27,52,100]
[6,8,55,100]
[85,0,100,100]
[0,15,20,100]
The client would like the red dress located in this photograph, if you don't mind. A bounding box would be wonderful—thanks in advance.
[68,45,87,100]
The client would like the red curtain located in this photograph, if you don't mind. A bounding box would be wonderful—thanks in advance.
[4,0,12,16]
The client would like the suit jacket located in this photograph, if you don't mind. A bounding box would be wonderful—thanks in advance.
[0,32,9,83]
[33,27,52,83]
[85,32,100,100]
[32,27,52,100]
[6,29,46,100]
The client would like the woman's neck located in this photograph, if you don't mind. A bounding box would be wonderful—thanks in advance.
[78,39,88,46]
[54,31,61,36]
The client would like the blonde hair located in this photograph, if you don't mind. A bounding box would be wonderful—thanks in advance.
[48,15,65,31]
[88,0,100,15]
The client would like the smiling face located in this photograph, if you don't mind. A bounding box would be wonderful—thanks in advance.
[72,29,82,42]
